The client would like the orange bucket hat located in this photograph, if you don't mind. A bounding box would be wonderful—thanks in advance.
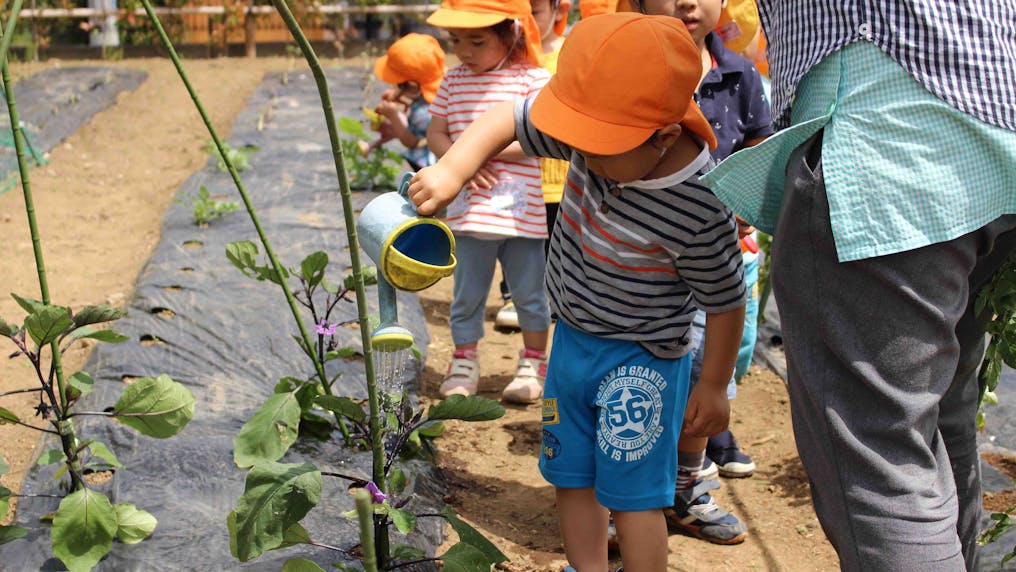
[531,13,717,155]
[426,0,544,67]
[715,0,760,54]
[374,33,446,103]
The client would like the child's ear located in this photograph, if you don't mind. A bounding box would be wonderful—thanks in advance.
[654,123,684,149]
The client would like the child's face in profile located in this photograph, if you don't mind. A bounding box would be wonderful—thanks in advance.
[531,0,563,40]
[447,27,512,73]
[577,133,670,183]
[635,0,726,45]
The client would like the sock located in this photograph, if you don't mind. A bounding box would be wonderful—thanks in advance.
[676,450,705,492]
[521,348,546,359]
[453,348,478,360]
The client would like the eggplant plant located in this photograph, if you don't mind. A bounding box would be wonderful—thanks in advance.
[0,9,195,570]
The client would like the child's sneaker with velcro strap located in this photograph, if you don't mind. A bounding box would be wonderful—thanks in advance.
[707,429,756,478]
[501,348,547,404]
[666,478,747,545]
[439,349,479,398]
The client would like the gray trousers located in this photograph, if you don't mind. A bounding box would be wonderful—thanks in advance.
[772,131,1016,571]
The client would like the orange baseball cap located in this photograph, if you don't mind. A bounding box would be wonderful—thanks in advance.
[374,34,446,103]
[426,0,544,67]
[531,13,717,155]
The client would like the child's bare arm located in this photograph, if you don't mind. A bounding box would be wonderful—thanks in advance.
[683,305,746,437]
[426,116,454,158]
[410,100,517,215]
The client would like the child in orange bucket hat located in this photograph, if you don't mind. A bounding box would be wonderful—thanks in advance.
[423,0,554,405]
[360,33,445,169]
[410,13,746,571]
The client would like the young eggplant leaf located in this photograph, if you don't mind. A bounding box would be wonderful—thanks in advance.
[230,461,322,562]
[52,489,117,572]
[233,391,302,468]
[427,395,505,422]
[111,375,195,438]
[113,503,157,544]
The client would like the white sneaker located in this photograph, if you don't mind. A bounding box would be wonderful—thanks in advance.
[494,301,520,331]
[439,351,479,397]
[501,349,546,404]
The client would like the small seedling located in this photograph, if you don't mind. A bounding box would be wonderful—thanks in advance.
[206,140,259,172]
[338,117,402,191]
[179,185,239,226]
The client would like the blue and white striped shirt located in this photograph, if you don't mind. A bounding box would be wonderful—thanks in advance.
[759,1,1016,132]
[515,97,746,359]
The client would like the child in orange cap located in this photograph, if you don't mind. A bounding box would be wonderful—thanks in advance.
[360,33,445,170]
[493,0,571,332]
[410,13,746,571]
[424,0,553,405]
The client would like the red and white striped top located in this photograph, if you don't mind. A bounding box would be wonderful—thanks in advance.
[430,64,550,239]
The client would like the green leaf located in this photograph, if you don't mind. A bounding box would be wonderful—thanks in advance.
[345,265,377,289]
[226,241,260,277]
[392,543,427,562]
[24,305,73,346]
[52,489,117,572]
[276,522,311,550]
[37,449,67,465]
[313,395,366,425]
[233,391,302,468]
[67,371,94,400]
[282,558,326,572]
[113,503,157,544]
[72,305,125,328]
[0,316,17,337]
[442,506,507,565]
[440,542,493,572]
[0,451,8,474]
[338,116,366,137]
[388,467,407,494]
[111,374,195,438]
[320,277,338,294]
[10,293,44,315]
[1,484,10,519]
[427,395,505,422]
[231,461,322,562]
[70,326,130,343]
[87,441,123,468]
[0,407,20,425]
[418,421,445,438]
[324,347,358,361]
[299,251,329,289]
[0,524,28,545]
[388,506,417,534]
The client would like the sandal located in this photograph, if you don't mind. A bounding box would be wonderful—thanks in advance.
[502,349,547,404]
[440,351,480,397]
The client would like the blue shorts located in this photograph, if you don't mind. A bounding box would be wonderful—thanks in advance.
[539,320,691,511]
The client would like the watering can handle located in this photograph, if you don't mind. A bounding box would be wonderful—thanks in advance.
[398,172,414,199]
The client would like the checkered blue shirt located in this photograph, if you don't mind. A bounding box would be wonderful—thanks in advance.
[759,1,1016,132]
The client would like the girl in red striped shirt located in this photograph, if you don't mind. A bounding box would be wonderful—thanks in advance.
[426,0,552,404]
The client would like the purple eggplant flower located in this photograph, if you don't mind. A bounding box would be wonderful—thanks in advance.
[365,481,387,504]
[315,319,337,336]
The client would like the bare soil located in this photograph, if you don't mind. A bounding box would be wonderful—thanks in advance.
[0,56,841,570]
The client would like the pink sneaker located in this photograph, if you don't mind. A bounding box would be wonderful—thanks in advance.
[501,349,547,404]
[439,349,479,398]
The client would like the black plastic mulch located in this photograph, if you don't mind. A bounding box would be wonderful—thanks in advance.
[0,67,443,571]
[0,66,147,194]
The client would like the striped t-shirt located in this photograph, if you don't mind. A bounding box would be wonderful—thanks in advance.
[514,98,746,359]
[430,64,550,239]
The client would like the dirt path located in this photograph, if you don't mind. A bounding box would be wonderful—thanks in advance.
[416,277,840,571]
[1,56,839,570]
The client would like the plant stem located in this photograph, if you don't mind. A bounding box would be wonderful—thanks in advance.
[1,14,83,491]
[268,0,389,566]
[136,0,350,443]
[0,387,43,398]
[320,471,368,485]
[354,490,379,572]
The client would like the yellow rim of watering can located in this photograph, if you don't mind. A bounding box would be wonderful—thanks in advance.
[379,217,457,292]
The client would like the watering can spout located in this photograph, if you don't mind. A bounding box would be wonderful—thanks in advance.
[356,173,457,352]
